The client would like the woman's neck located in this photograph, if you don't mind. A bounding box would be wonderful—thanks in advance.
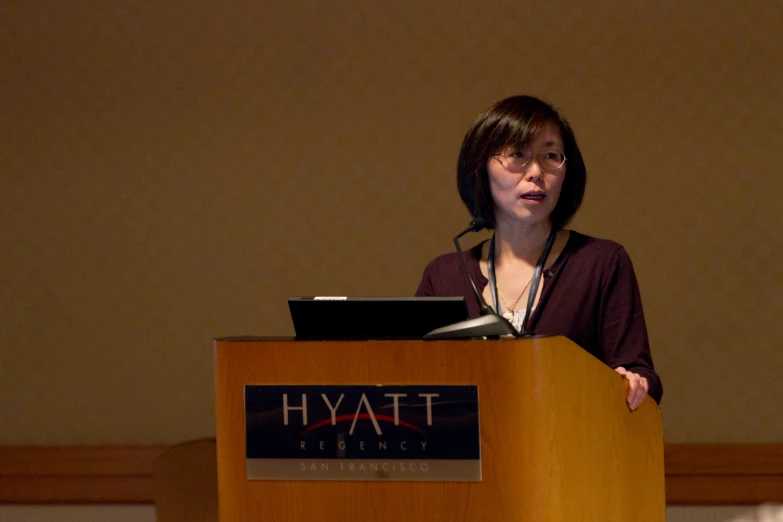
[493,219,553,265]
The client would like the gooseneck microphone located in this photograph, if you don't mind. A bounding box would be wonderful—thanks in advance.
[424,218,517,339]
[452,217,495,317]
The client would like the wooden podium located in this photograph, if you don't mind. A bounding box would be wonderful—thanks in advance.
[214,336,665,521]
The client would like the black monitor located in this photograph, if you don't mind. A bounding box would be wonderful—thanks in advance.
[288,296,468,340]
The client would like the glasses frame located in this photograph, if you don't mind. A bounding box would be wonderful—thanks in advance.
[492,148,567,171]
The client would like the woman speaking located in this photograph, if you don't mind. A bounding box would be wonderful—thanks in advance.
[416,95,662,410]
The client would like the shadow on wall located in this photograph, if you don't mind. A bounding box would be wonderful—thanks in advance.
[154,439,218,522]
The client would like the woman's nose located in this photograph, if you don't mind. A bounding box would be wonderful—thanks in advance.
[523,160,543,181]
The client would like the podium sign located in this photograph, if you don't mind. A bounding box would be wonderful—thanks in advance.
[245,384,481,481]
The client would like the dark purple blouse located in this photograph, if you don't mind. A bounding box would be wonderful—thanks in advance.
[415,231,662,404]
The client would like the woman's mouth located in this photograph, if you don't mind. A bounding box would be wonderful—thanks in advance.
[521,192,545,202]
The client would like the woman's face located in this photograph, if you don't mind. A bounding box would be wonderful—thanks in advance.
[487,123,566,228]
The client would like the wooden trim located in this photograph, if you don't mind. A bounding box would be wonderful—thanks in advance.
[0,444,781,504]
[0,446,166,504]
[666,475,783,505]
[664,444,783,504]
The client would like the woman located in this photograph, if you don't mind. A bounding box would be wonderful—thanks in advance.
[416,95,662,409]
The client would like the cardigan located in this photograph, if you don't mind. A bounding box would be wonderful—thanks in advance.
[415,231,662,404]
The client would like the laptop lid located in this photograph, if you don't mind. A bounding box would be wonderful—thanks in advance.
[288,296,468,340]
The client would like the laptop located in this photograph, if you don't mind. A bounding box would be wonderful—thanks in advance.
[288,296,468,340]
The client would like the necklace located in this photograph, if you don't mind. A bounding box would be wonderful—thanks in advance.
[497,275,533,319]
[487,228,557,335]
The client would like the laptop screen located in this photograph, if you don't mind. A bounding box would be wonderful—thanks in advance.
[288,297,468,340]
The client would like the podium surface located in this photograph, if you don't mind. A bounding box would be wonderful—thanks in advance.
[214,336,664,521]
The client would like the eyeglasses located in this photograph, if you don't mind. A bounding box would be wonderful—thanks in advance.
[493,147,567,170]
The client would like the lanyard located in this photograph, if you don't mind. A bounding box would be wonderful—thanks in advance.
[488,229,556,336]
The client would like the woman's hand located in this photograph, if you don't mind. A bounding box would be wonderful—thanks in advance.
[614,367,648,411]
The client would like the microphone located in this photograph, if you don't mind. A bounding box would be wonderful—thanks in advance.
[424,218,517,339]
[453,217,495,317]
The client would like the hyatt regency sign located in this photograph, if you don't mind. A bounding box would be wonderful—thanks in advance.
[245,385,481,481]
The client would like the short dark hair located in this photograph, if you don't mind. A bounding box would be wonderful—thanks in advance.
[456,95,586,230]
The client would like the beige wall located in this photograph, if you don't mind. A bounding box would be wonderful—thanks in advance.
[1,1,781,446]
